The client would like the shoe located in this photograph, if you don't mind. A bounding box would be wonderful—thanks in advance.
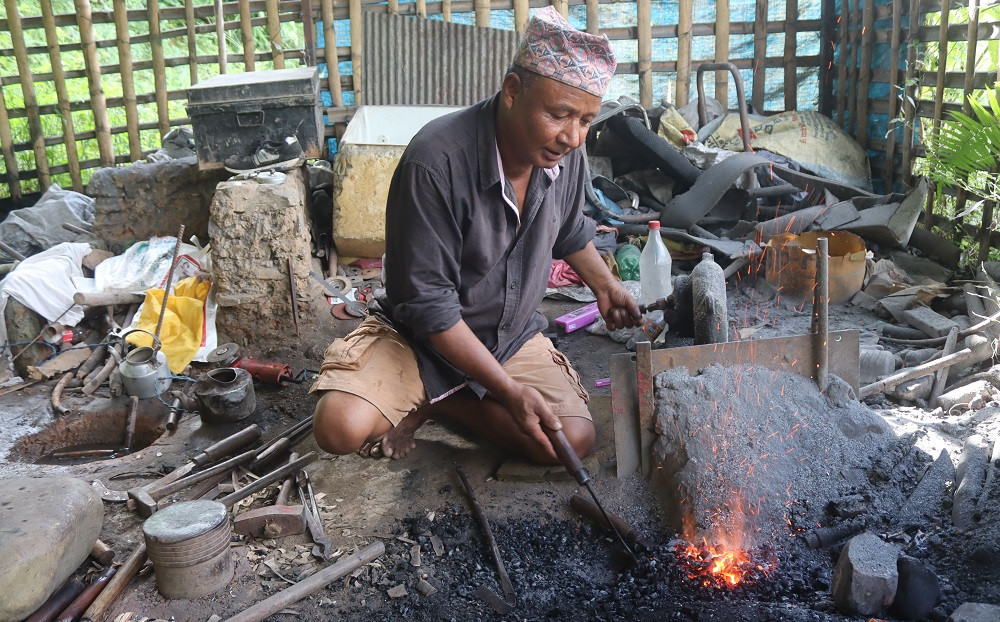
[224,136,305,173]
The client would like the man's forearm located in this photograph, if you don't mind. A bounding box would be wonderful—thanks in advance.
[427,320,519,401]
[564,241,616,294]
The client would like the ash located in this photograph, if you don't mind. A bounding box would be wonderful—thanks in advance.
[652,364,896,545]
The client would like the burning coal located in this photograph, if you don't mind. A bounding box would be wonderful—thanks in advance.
[671,539,777,589]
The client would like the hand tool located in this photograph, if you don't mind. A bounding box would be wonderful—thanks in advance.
[309,270,367,317]
[25,577,86,622]
[218,452,317,508]
[233,454,305,538]
[54,565,116,622]
[287,257,300,336]
[129,447,259,517]
[298,470,336,560]
[457,466,516,614]
[569,494,652,550]
[80,545,146,622]
[89,540,115,566]
[544,427,638,563]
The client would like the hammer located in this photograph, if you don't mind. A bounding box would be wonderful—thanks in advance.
[233,453,306,538]
[128,447,259,517]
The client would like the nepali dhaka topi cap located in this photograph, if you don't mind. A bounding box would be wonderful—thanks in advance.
[513,6,616,98]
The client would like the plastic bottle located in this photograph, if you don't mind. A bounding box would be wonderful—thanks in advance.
[626,312,668,350]
[691,252,728,345]
[639,221,673,307]
[615,244,641,281]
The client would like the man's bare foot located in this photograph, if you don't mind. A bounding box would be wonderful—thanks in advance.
[381,408,432,459]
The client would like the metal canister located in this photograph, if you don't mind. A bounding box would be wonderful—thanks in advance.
[193,367,256,423]
[142,500,234,599]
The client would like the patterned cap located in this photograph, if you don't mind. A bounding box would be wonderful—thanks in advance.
[513,6,616,98]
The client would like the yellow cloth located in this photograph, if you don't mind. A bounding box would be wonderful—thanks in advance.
[127,277,210,373]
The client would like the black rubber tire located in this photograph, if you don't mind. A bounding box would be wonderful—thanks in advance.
[606,114,701,193]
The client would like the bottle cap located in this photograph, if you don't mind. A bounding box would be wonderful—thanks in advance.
[648,220,660,230]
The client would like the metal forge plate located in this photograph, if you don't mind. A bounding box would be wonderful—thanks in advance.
[612,330,860,478]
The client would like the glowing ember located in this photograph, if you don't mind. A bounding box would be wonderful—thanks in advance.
[672,540,776,589]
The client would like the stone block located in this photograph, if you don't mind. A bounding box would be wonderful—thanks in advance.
[0,477,103,622]
[903,305,961,338]
[953,435,989,532]
[209,168,316,345]
[898,449,954,526]
[890,373,934,402]
[88,156,229,248]
[948,602,1000,622]
[935,380,996,414]
[332,143,404,259]
[831,532,899,617]
[888,556,940,620]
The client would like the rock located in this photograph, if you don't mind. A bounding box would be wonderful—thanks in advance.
[0,477,103,622]
[409,544,421,567]
[935,380,996,413]
[416,578,438,596]
[890,373,934,402]
[831,532,899,616]
[948,602,1000,622]
[953,435,989,532]
[903,305,961,338]
[387,584,408,599]
[88,156,229,247]
[898,449,955,526]
[5,298,50,378]
[888,556,940,620]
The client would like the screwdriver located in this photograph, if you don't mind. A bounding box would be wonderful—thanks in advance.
[544,427,639,563]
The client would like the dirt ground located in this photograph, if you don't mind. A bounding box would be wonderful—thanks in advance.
[4,276,1000,621]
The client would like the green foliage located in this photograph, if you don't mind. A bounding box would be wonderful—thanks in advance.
[924,87,1000,206]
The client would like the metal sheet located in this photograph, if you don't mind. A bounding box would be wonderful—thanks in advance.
[610,352,641,478]
[362,13,519,106]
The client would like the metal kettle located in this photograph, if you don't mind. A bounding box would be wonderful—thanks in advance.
[114,329,172,398]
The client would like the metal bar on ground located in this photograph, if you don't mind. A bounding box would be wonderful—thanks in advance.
[813,237,829,392]
[457,467,516,614]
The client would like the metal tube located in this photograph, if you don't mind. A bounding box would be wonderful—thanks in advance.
[80,545,146,622]
[124,395,138,451]
[153,225,185,342]
[814,237,829,392]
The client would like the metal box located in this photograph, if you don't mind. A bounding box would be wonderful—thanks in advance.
[186,68,323,170]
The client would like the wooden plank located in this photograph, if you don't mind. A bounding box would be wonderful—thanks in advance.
[638,0,652,108]
[321,0,343,107]
[149,0,170,139]
[926,0,950,225]
[835,0,849,124]
[635,341,655,477]
[676,0,692,107]
[41,0,82,191]
[856,0,874,148]
[585,0,598,34]
[752,0,768,111]
[239,0,255,69]
[75,0,115,167]
[112,0,142,160]
[475,0,490,27]
[5,0,51,189]
[349,0,362,104]
[784,0,798,111]
[186,0,199,83]
[514,0,528,35]
[883,0,903,192]
[610,352,641,478]
[302,0,317,66]
[0,87,21,200]
[216,0,228,73]
[715,0,730,107]
[266,0,285,68]
[901,0,921,187]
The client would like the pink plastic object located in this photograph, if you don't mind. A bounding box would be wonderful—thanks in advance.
[554,302,600,334]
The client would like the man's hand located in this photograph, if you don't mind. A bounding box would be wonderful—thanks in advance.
[595,280,641,331]
[495,382,561,461]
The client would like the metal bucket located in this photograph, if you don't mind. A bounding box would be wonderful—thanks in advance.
[142,500,235,599]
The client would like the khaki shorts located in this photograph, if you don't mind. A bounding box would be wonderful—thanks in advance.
[310,316,590,425]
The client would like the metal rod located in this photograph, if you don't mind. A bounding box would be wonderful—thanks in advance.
[218,452,317,508]
[221,542,384,622]
[456,466,516,614]
[25,577,86,622]
[80,544,146,622]
[54,565,116,622]
[288,257,300,337]
[125,395,138,451]
[154,225,185,342]
[813,237,829,392]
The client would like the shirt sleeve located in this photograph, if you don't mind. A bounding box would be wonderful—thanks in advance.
[384,160,464,338]
[551,151,596,259]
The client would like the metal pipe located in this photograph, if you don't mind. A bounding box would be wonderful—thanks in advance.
[54,565,116,622]
[0,238,26,261]
[25,577,86,622]
[153,224,184,342]
[813,237,829,392]
[80,545,146,622]
[124,395,138,451]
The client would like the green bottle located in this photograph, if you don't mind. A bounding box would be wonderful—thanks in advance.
[615,244,641,281]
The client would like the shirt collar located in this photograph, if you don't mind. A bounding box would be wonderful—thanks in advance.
[478,92,563,194]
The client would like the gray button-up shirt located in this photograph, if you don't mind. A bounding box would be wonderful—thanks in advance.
[382,94,596,403]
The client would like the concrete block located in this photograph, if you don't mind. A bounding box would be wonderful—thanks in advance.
[0,477,103,622]
[888,556,940,621]
[903,305,961,338]
[332,144,405,258]
[948,602,1000,622]
[935,380,996,414]
[831,532,899,617]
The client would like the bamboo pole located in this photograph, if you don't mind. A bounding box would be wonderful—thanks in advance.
[553,0,568,19]
[883,0,903,192]
[239,0,255,70]
[752,0,768,111]
[40,0,82,191]
[475,0,490,27]
[638,0,652,109]
[267,0,285,68]
[955,0,981,224]
[846,0,859,136]
[925,0,950,226]
[855,0,874,148]
[321,0,343,107]
[715,0,730,107]
[149,0,170,139]
[784,0,798,111]
[215,0,227,73]
[387,0,398,14]
[186,0,198,84]
[302,0,317,66]
[818,0,835,116]
[5,0,51,190]
[349,0,362,105]
[514,0,528,35]
[835,0,849,125]
[443,0,452,22]
[112,0,141,161]
[901,0,920,188]
[585,0,598,34]
[0,87,21,201]
[416,0,426,18]
[75,0,115,167]
[676,0,692,107]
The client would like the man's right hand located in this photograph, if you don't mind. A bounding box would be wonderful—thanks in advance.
[495,381,561,462]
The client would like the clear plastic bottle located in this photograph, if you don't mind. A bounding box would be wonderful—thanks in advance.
[639,220,673,307]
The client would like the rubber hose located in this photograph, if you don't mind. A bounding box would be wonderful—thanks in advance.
[606,115,701,192]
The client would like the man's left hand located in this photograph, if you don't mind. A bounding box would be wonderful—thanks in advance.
[596,282,641,331]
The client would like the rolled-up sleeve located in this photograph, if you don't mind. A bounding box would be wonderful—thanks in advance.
[551,155,596,259]
[384,161,464,338]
